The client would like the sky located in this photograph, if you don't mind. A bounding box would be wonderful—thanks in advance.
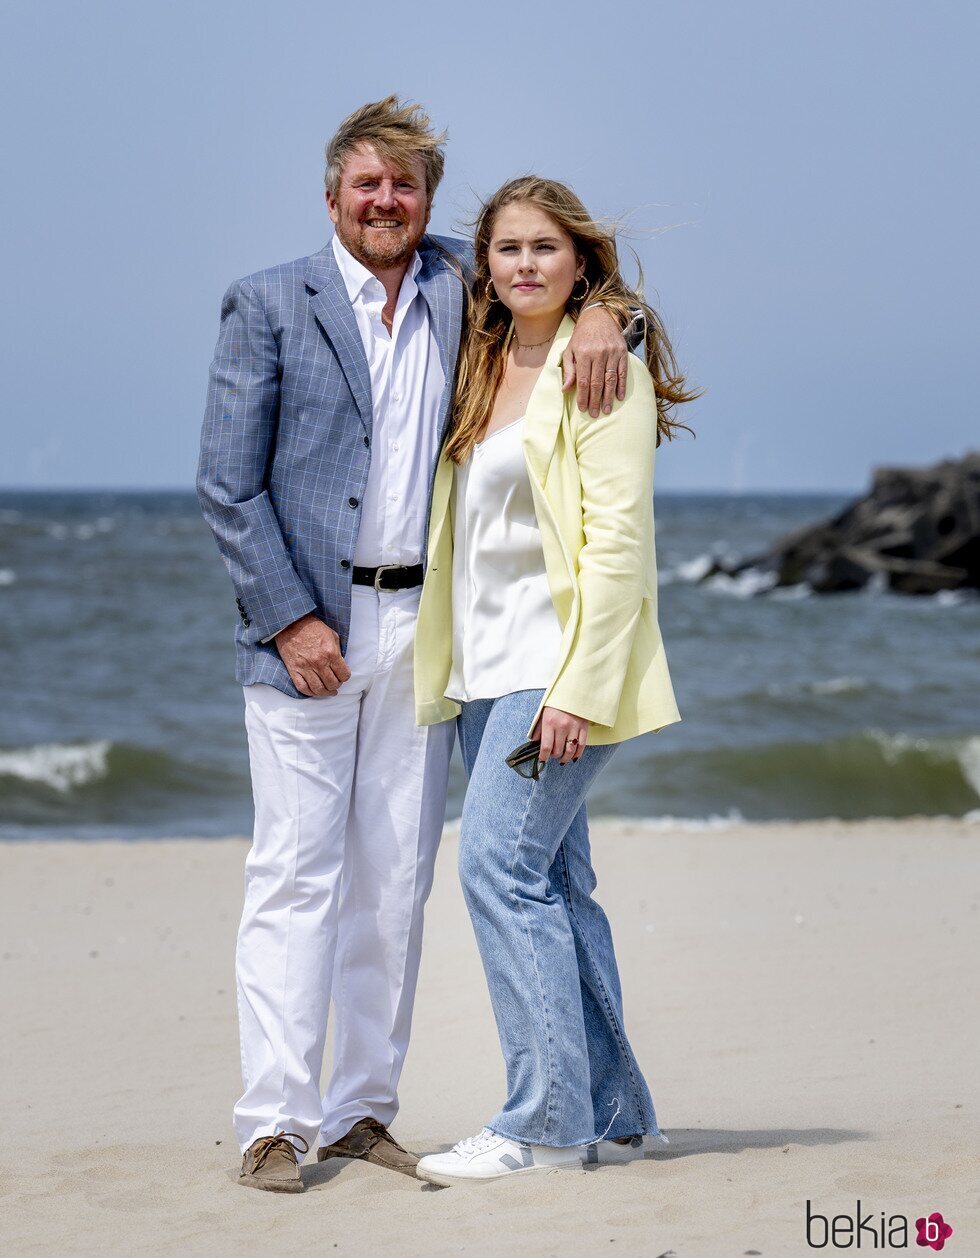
[1,0,977,493]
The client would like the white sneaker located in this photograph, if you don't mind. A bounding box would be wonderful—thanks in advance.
[416,1128,583,1185]
[584,1133,669,1165]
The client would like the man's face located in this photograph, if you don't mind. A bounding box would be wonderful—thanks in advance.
[327,142,431,271]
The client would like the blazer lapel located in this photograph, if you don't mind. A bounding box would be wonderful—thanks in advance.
[426,450,455,558]
[417,241,464,439]
[305,246,373,437]
[523,314,576,487]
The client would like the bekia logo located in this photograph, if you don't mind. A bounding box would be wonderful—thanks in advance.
[915,1214,954,1250]
[806,1200,954,1249]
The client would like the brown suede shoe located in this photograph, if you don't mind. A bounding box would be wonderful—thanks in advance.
[238,1132,309,1193]
[316,1118,419,1178]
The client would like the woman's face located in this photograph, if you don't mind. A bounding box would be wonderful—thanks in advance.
[487,202,583,321]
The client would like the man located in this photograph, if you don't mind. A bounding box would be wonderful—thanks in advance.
[197,96,630,1193]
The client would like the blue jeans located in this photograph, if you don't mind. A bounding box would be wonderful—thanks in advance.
[457,689,665,1147]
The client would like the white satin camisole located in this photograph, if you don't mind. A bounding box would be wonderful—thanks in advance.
[444,416,563,703]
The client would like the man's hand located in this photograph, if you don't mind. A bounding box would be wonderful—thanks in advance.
[532,706,589,768]
[274,613,352,697]
[562,306,628,418]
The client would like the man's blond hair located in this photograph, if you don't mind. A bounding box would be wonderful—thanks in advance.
[324,96,447,203]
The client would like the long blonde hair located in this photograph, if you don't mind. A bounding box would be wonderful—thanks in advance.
[444,176,698,465]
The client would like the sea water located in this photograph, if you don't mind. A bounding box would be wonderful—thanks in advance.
[0,491,977,839]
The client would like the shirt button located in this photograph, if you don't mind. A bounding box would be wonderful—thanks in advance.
[348,497,359,508]
[391,493,400,501]
[393,391,402,402]
[392,441,400,451]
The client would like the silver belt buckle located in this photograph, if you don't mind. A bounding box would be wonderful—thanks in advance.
[373,563,401,591]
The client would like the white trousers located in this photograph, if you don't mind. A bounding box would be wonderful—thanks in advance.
[234,585,455,1155]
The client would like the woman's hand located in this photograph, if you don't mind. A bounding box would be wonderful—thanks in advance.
[533,706,589,768]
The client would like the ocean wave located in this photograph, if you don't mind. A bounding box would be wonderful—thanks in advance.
[704,568,778,598]
[0,740,110,792]
[706,676,874,706]
[3,729,977,834]
[606,810,748,830]
[644,730,980,821]
[664,552,980,604]
[0,739,246,832]
[668,553,716,584]
[808,676,868,696]
[932,588,978,606]
[0,568,15,587]
[44,517,117,541]
[665,552,792,599]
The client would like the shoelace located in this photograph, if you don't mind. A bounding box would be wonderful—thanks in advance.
[452,1128,500,1157]
[342,1118,407,1155]
[250,1131,310,1172]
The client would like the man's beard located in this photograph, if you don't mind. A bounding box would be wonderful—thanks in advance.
[343,218,425,269]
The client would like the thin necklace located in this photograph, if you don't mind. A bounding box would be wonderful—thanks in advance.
[513,331,556,350]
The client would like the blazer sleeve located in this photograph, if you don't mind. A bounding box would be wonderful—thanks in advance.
[544,358,657,727]
[196,279,318,642]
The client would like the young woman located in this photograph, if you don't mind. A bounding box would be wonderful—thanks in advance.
[413,177,696,1183]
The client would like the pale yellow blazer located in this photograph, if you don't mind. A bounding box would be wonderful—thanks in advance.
[414,314,681,745]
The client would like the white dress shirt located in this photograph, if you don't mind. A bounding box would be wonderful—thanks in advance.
[332,234,446,568]
[445,416,563,702]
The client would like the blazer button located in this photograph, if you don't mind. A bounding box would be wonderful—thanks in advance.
[348,497,359,508]
[243,617,251,627]
[340,559,350,569]
[363,435,370,447]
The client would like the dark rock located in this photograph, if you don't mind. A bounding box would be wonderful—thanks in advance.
[703,452,980,595]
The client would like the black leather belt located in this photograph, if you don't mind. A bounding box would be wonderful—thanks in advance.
[352,563,424,592]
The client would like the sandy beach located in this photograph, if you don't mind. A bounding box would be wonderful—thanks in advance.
[2,816,977,1256]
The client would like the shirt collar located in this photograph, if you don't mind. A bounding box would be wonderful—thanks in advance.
[331,233,423,304]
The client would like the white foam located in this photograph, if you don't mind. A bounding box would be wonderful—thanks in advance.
[0,740,111,792]
[674,553,715,583]
[932,588,978,606]
[810,676,866,695]
[956,737,980,799]
[867,729,928,762]
[70,517,117,540]
[705,567,778,598]
[603,809,747,831]
[0,569,15,587]
[865,731,980,803]
[445,811,748,834]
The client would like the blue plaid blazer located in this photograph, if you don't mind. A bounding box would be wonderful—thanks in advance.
[197,234,473,696]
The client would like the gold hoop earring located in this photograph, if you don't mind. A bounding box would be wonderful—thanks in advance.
[573,275,590,301]
[485,280,497,304]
